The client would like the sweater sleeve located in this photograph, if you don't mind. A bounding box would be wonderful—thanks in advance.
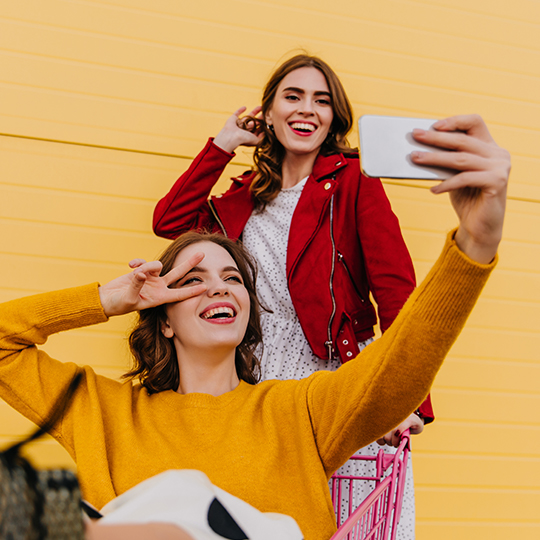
[353,174,436,421]
[0,284,108,444]
[153,139,236,239]
[306,230,496,475]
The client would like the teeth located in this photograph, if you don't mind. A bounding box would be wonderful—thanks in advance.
[290,122,316,132]
[201,306,235,319]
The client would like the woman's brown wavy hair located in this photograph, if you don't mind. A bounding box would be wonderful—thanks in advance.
[246,54,355,209]
[125,231,263,394]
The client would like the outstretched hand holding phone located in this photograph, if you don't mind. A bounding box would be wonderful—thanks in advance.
[411,114,510,264]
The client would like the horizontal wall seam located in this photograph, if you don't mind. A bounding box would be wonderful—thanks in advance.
[0,181,160,203]
[416,518,540,524]
[2,133,538,204]
[416,486,540,494]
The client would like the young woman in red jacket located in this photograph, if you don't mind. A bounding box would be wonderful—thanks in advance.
[153,54,428,537]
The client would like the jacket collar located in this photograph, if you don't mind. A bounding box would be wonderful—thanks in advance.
[310,152,348,182]
[210,152,351,240]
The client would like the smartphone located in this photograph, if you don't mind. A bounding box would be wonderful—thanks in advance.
[358,115,456,180]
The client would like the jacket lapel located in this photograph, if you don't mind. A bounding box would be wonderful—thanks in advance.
[287,154,347,277]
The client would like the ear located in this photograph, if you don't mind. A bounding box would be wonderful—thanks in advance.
[161,318,174,339]
[264,108,273,126]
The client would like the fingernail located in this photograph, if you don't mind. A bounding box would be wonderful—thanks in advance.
[433,119,446,129]
[395,430,400,438]
[410,151,423,160]
[412,128,425,135]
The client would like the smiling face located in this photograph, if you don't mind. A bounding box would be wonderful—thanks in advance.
[162,241,251,357]
[265,66,334,161]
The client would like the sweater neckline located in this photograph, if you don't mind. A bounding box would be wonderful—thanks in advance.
[157,379,252,409]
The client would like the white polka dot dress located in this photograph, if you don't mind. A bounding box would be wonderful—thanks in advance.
[243,179,416,540]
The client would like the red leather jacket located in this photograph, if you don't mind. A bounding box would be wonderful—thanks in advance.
[154,139,433,421]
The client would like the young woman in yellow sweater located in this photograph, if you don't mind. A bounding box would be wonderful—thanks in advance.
[0,115,509,540]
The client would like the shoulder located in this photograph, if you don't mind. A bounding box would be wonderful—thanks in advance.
[224,169,255,193]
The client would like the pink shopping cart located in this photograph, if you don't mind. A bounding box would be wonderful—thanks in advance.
[330,430,411,540]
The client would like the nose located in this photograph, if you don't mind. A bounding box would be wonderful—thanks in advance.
[298,97,314,116]
[207,278,229,297]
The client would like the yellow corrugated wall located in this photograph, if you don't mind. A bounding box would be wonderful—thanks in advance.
[1,0,538,537]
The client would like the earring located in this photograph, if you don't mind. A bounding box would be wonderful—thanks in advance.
[266,123,274,132]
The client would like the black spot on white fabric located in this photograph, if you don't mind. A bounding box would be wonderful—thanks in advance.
[207,498,249,539]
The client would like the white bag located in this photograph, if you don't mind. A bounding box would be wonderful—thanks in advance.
[98,470,303,540]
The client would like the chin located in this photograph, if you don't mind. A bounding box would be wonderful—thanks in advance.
[205,333,243,350]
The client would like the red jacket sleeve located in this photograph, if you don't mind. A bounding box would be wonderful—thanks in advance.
[355,174,416,331]
[355,175,434,423]
[153,139,235,239]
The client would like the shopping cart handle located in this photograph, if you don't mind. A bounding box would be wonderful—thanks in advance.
[380,430,410,471]
[400,429,411,449]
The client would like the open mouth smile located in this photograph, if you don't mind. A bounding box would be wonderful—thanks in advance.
[200,304,237,324]
[289,122,317,136]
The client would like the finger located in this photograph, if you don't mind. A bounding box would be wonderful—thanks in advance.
[412,128,490,157]
[165,283,207,303]
[240,116,259,133]
[163,252,205,286]
[126,271,148,304]
[429,170,497,195]
[232,106,247,118]
[432,114,494,143]
[379,430,394,446]
[248,105,262,117]
[411,149,489,172]
[131,260,163,278]
[376,438,386,446]
[129,258,147,268]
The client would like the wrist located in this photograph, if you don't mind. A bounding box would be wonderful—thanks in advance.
[454,227,499,264]
[213,131,239,154]
[97,286,112,318]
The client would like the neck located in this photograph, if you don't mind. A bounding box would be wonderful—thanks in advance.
[281,151,319,189]
[174,343,240,396]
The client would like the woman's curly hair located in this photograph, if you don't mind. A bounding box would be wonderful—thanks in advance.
[125,231,263,394]
[244,54,355,209]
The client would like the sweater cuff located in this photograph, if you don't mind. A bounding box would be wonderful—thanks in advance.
[33,283,109,336]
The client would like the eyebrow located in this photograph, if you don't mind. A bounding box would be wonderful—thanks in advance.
[170,265,242,289]
[183,266,240,277]
[182,265,241,277]
[282,86,331,97]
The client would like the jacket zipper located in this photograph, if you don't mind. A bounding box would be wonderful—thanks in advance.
[325,192,337,360]
[337,252,366,303]
[208,198,228,237]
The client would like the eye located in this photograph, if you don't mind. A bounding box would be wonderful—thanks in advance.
[285,94,299,101]
[182,276,203,286]
[316,98,331,106]
[225,275,243,284]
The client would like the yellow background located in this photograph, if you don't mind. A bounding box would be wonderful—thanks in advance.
[1,0,539,537]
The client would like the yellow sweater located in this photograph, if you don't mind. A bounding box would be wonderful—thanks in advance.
[0,232,495,540]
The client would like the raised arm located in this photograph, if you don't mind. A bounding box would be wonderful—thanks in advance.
[153,107,262,239]
[0,253,207,440]
[307,114,510,473]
